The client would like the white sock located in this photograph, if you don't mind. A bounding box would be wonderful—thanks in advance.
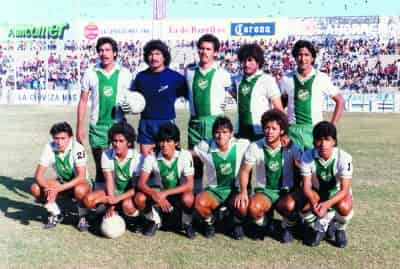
[335,210,354,230]
[44,202,61,216]
[144,207,161,226]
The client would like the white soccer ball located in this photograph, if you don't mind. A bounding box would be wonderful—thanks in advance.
[125,91,146,114]
[100,214,126,239]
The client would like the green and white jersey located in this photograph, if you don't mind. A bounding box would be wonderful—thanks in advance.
[301,147,353,194]
[81,63,132,126]
[39,139,89,183]
[141,149,194,190]
[186,63,232,118]
[194,138,250,189]
[101,148,144,195]
[244,139,302,190]
[237,70,281,135]
[279,68,340,126]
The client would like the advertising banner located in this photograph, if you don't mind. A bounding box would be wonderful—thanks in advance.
[9,89,80,105]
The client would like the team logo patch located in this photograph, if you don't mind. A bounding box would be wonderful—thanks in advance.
[219,163,233,175]
[297,88,309,101]
[268,161,280,172]
[103,86,113,97]
[197,79,209,90]
[240,85,251,96]
[319,171,332,182]
[165,171,175,181]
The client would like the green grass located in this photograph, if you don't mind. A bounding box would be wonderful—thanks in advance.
[0,106,399,269]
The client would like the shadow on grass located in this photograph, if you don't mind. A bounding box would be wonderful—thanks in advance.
[0,176,35,199]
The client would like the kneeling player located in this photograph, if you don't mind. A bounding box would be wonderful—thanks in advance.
[31,122,93,230]
[301,121,353,248]
[136,123,195,238]
[194,116,250,239]
[235,109,302,241]
[83,122,143,222]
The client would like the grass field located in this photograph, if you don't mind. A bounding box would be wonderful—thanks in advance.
[0,105,399,269]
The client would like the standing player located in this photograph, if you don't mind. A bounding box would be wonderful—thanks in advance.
[194,116,250,239]
[135,123,195,238]
[185,34,235,193]
[234,109,302,242]
[131,40,188,155]
[301,121,353,248]
[234,43,283,142]
[83,122,143,221]
[31,122,92,231]
[77,37,132,184]
[279,40,345,150]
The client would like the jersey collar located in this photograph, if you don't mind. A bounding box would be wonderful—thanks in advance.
[94,63,120,77]
[209,137,235,153]
[51,139,73,154]
[244,69,263,82]
[111,148,136,162]
[313,147,338,165]
[263,139,282,155]
[197,62,218,76]
[295,67,316,83]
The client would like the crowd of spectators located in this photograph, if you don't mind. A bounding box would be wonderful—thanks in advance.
[0,36,399,93]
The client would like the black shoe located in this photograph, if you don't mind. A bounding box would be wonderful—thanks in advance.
[253,224,265,240]
[335,229,348,248]
[204,224,215,238]
[281,227,294,244]
[77,216,90,232]
[143,220,158,236]
[231,224,244,240]
[305,229,325,247]
[265,221,275,236]
[326,221,336,242]
[183,224,196,239]
[44,214,64,229]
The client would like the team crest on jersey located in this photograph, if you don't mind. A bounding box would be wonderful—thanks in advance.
[219,163,233,175]
[240,85,251,96]
[319,171,332,182]
[117,171,129,181]
[297,88,309,101]
[268,161,280,172]
[165,171,175,181]
[103,85,113,96]
[197,79,209,90]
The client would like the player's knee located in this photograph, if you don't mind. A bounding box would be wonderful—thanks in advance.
[74,183,90,201]
[194,193,210,216]
[182,192,194,209]
[134,192,147,210]
[83,192,97,209]
[236,204,248,217]
[248,201,264,219]
[31,183,41,198]
[277,196,295,216]
[336,200,352,216]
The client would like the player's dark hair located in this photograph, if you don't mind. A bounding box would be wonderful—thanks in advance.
[260,109,289,136]
[96,37,118,59]
[237,43,265,68]
[212,116,234,134]
[292,40,316,64]
[143,39,171,66]
[50,122,73,137]
[157,123,181,150]
[108,122,136,149]
[313,121,337,146]
[197,34,220,52]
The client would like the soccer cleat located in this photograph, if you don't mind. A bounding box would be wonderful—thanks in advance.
[305,230,325,247]
[265,221,275,236]
[281,228,294,244]
[231,224,245,240]
[326,221,336,242]
[203,224,215,238]
[183,224,196,239]
[43,214,64,229]
[143,220,158,236]
[77,216,90,232]
[335,229,348,248]
[252,224,265,240]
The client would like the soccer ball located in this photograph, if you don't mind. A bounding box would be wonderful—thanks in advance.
[124,91,146,114]
[100,214,126,239]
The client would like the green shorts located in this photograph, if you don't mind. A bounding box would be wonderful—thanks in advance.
[188,116,217,148]
[205,185,238,204]
[254,187,281,204]
[89,123,112,149]
[288,124,313,151]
